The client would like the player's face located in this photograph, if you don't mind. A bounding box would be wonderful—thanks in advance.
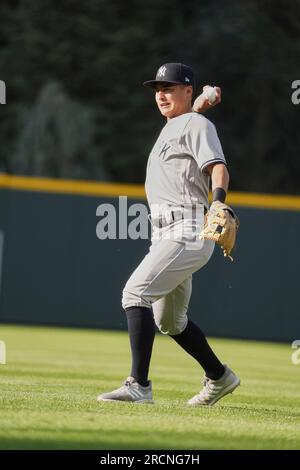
[155,84,193,119]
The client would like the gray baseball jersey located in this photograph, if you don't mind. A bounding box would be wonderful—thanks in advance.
[145,112,226,209]
[123,111,226,335]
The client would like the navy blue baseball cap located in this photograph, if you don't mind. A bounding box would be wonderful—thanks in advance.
[143,63,195,89]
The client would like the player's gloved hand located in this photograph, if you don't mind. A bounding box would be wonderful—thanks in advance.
[199,201,239,261]
[192,85,221,113]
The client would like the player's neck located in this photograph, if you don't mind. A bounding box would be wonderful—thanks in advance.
[167,105,193,121]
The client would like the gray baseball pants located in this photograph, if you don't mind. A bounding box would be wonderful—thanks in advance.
[122,236,214,335]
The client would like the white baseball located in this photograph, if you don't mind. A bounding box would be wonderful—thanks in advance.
[204,86,217,104]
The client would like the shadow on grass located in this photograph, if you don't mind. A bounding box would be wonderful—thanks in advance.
[0,427,299,450]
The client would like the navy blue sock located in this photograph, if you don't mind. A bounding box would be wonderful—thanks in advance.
[125,306,155,387]
[170,320,225,380]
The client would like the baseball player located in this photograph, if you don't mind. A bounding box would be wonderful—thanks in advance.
[98,63,240,406]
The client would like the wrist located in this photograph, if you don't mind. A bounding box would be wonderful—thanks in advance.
[212,187,226,203]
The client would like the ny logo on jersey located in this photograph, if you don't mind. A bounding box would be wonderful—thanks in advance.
[157,66,167,78]
[159,142,171,160]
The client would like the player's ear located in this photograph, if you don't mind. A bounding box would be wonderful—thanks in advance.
[186,86,193,98]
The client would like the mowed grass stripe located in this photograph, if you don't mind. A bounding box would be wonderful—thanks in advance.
[0,325,299,450]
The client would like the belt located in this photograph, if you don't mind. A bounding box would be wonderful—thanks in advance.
[150,204,207,228]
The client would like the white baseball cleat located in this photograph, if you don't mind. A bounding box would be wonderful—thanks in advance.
[97,376,154,404]
[187,365,240,406]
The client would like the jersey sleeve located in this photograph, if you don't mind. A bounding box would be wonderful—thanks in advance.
[183,115,226,173]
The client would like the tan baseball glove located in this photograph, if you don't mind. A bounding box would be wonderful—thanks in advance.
[200,201,239,261]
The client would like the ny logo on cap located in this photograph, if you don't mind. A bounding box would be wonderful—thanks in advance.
[157,66,167,78]
[185,77,190,82]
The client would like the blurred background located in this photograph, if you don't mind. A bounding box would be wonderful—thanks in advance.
[0,0,299,341]
[1,0,300,192]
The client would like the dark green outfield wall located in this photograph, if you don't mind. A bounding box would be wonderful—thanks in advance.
[0,188,299,342]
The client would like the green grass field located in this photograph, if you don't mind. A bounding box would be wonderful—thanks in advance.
[0,324,299,450]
